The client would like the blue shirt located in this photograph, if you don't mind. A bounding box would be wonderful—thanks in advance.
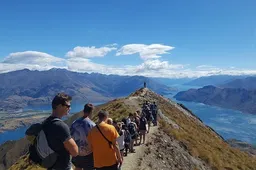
[70,117,95,156]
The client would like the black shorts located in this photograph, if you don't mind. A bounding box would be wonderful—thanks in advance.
[131,133,138,140]
[72,153,94,170]
[95,164,119,170]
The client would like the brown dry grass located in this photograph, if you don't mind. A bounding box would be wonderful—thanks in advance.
[152,91,256,170]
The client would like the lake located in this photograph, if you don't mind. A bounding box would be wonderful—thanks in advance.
[166,84,256,145]
[1,86,256,146]
[0,101,103,145]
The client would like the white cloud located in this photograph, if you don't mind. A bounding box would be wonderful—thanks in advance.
[3,51,64,65]
[1,49,256,79]
[196,65,220,71]
[116,44,174,60]
[66,46,117,58]
[136,59,184,72]
[0,51,66,73]
[67,58,107,73]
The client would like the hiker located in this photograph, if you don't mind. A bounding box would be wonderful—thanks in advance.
[126,113,133,125]
[133,111,140,129]
[133,112,140,145]
[122,124,131,156]
[143,102,153,133]
[115,122,125,157]
[128,119,138,153]
[142,101,149,111]
[70,103,95,170]
[150,101,158,126]
[107,118,113,125]
[139,113,147,144]
[87,110,123,170]
[121,118,127,127]
[42,93,78,170]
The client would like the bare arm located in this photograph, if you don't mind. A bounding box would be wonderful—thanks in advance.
[113,140,123,166]
[64,138,79,157]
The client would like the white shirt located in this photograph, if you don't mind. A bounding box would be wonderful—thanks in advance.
[116,130,125,150]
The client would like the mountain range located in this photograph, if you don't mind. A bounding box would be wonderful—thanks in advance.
[185,75,247,87]
[0,69,174,112]
[174,85,256,114]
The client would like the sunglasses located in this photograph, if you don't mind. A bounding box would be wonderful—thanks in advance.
[62,103,71,108]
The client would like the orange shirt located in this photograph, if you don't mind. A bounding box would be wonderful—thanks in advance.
[87,122,119,168]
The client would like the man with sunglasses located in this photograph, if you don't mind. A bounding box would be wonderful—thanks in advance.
[43,93,78,170]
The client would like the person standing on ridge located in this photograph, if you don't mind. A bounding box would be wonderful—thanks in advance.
[70,103,95,170]
[43,93,78,170]
[88,110,123,170]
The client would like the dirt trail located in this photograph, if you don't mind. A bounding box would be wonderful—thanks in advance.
[122,126,158,170]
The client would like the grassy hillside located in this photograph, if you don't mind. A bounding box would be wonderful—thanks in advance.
[9,96,141,170]
[134,88,256,170]
[9,88,256,170]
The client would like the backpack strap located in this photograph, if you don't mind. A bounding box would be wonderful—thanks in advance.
[96,125,113,148]
[41,117,62,152]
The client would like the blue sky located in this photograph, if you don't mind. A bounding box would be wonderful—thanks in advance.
[0,0,256,78]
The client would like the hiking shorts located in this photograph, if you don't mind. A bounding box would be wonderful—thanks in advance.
[139,130,147,135]
[72,153,94,170]
[131,133,138,140]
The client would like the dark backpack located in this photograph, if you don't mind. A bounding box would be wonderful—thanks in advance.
[140,117,147,128]
[124,130,131,143]
[128,123,136,136]
[25,118,60,168]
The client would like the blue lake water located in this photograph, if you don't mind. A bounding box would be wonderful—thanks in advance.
[1,86,256,146]
[0,101,103,145]
[166,84,256,145]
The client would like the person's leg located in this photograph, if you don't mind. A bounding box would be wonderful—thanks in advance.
[130,139,135,152]
[135,134,138,146]
[143,132,146,144]
[155,113,158,125]
[139,131,142,144]
[124,143,128,156]
[147,121,151,133]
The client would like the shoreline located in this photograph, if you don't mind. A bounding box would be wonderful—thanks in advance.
[0,114,49,134]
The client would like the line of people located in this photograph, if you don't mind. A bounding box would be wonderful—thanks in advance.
[26,93,158,170]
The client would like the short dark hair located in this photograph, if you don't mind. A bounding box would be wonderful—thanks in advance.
[98,110,109,120]
[84,103,94,114]
[52,93,72,109]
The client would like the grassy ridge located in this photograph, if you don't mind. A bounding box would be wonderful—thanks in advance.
[142,89,256,170]
[9,88,256,170]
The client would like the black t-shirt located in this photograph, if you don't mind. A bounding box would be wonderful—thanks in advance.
[139,117,147,130]
[43,116,72,170]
